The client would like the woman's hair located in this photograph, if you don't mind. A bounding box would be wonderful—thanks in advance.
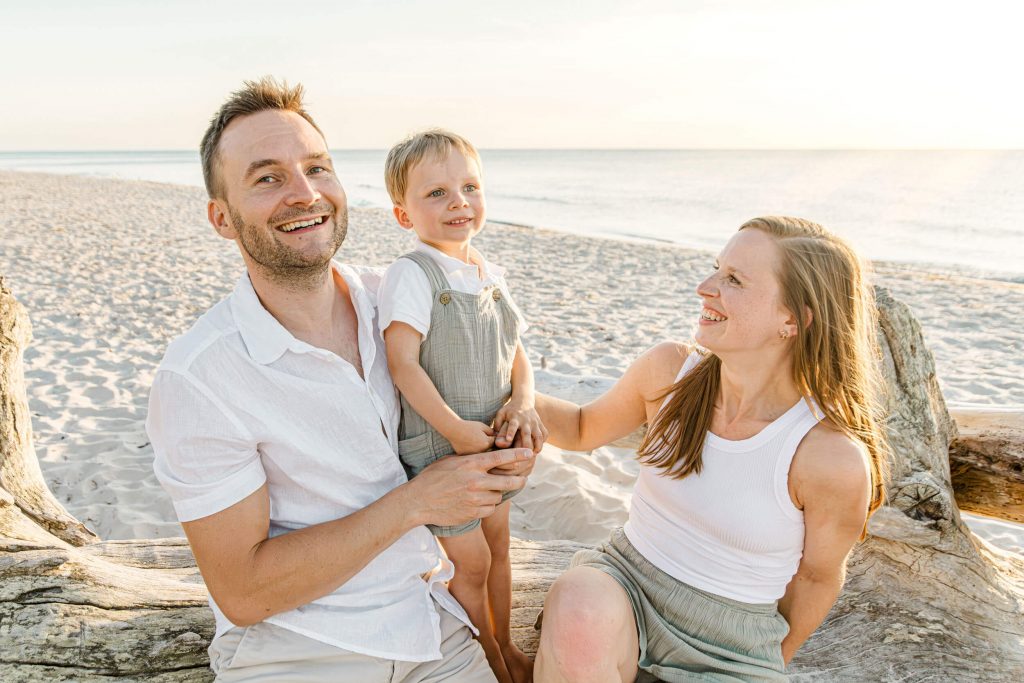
[636,216,889,529]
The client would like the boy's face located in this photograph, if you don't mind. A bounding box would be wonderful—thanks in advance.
[393,149,485,259]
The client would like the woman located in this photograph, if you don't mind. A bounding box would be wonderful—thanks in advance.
[534,217,888,682]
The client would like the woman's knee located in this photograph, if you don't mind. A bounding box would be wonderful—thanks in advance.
[538,568,636,680]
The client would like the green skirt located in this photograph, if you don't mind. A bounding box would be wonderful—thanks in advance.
[571,527,790,682]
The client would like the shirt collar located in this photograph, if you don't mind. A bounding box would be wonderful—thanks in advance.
[231,260,374,366]
[413,239,507,279]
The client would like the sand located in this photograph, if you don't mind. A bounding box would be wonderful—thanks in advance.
[1,170,1021,555]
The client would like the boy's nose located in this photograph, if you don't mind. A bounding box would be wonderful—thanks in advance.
[449,191,469,209]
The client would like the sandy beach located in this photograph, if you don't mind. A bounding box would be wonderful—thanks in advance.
[1,170,1021,555]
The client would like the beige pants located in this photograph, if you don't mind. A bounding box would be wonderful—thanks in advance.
[209,607,496,682]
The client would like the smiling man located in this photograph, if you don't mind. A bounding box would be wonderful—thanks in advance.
[145,78,534,682]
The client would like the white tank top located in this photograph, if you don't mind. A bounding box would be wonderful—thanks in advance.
[623,352,819,603]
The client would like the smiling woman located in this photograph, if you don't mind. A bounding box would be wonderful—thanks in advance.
[532,216,888,682]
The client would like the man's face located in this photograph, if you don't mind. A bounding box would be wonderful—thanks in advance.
[209,110,348,277]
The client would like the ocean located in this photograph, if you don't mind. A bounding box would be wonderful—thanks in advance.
[2,149,1021,280]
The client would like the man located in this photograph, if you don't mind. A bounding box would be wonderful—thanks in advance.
[146,77,535,682]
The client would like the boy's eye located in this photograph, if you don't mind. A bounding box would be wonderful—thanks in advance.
[429,189,445,198]
[464,184,478,192]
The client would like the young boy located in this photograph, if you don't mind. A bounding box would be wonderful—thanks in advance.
[378,130,543,683]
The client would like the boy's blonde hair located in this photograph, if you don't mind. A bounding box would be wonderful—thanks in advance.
[385,129,482,206]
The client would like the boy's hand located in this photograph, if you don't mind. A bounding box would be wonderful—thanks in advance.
[448,420,496,455]
[494,398,548,453]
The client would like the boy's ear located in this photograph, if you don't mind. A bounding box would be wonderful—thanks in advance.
[208,199,238,240]
[393,205,414,230]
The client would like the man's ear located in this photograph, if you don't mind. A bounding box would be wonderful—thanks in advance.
[393,205,414,230]
[208,199,237,240]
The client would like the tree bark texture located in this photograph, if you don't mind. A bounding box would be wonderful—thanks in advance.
[1,279,1022,681]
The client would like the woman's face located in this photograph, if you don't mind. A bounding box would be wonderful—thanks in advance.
[693,228,795,355]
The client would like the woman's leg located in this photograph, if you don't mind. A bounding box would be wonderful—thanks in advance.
[534,567,639,683]
[482,501,533,683]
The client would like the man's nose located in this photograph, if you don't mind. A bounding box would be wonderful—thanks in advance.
[285,171,320,205]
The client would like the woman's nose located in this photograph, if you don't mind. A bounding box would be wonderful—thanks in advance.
[696,276,717,298]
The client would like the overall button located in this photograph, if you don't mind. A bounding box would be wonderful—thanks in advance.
[439,292,451,305]
[491,289,502,301]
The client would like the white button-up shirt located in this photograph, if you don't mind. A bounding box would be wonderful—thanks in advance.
[146,261,472,661]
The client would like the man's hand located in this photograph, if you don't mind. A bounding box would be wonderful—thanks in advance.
[406,448,534,528]
[447,419,496,455]
[494,397,548,453]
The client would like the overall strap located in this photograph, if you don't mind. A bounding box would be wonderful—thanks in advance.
[399,251,450,293]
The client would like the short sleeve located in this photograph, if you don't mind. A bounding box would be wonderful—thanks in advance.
[147,370,265,522]
[378,258,434,339]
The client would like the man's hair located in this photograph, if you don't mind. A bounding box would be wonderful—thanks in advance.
[384,129,482,206]
[200,76,325,199]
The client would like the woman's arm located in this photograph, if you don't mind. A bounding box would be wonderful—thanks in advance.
[384,321,494,455]
[535,342,688,452]
[777,426,871,663]
[494,342,547,452]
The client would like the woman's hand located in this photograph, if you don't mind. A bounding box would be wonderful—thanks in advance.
[494,397,548,453]
[448,419,496,455]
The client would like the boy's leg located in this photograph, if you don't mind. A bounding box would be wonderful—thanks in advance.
[440,527,514,683]
[482,501,534,683]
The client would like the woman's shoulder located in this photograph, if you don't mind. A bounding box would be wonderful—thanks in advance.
[629,341,696,398]
[791,421,871,507]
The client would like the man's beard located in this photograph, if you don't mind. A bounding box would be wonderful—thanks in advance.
[229,202,348,285]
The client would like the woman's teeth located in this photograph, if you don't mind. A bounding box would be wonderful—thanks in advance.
[701,309,726,321]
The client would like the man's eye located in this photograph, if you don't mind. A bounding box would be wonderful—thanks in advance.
[429,189,445,198]
[308,166,326,175]
[257,175,277,184]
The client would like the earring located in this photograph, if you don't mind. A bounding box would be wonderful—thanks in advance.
[779,330,790,339]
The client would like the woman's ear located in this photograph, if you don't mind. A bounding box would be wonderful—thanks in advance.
[780,306,811,340]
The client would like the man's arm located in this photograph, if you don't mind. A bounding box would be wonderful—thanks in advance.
[777,428,870,663]
[184,447,534,627]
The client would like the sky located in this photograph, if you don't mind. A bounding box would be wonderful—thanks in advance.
[1,0,1021,150]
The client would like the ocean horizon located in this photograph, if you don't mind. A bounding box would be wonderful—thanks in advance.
[3,149,1022,281]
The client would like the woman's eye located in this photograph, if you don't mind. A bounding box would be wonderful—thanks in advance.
[729,275,741,284]
[429,189,445,198]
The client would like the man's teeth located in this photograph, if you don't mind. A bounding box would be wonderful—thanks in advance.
[279,216,325,232]
[701,310,726,322]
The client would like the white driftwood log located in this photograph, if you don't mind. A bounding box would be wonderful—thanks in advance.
[1,278,1023,681]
